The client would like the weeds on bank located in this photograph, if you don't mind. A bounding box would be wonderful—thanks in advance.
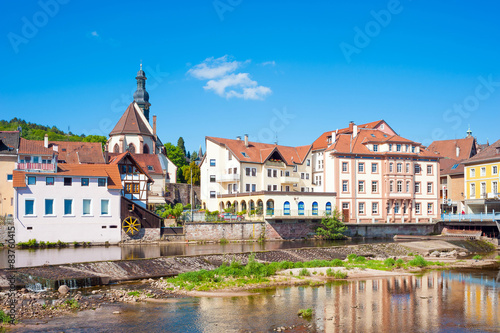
[298,308,313,319]
[0,310,12,324]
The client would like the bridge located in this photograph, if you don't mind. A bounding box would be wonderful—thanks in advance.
[440,213,500,239]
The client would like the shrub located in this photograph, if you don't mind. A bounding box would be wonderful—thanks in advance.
[298,308,313,318]
[407,252,414,256]
[384,258,396,267]
[472,255,483,260]
[0,310,12,323]
[326,268,348,279]
[408,255,428,268]
[330,259,345,267]
[354,256,366,263]
[127,291,141,297]
[347,254,357,262]
[395,259,405,268]
[65,299,79,309]
[495,255,500,261]
[219,238,229,244]
[298,268,310,276]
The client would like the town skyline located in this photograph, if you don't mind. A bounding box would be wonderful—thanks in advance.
[2,1,500,153]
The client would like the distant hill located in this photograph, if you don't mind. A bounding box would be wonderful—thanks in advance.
[0,118,107,145]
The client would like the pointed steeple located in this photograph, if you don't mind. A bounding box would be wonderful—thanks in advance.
[466,125,472,138]
[133,63,151,122]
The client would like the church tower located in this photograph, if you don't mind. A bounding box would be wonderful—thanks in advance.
[133,63,151,122]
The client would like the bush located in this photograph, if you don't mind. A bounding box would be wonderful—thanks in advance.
[64,299,79,309]
[395,259,405,268]
[0,310,12,323]
[326,268,348,279]
[408,255,428,268]
[347,254,358,262]
[330,259,345,267]
[354,256,366,263]
[127,291,141,297]
[297,308,313,318]
[384,258,396,267]
[298,268,310,276]
[472,255,483,260]
[315,209,347,239]
[220,238,229,244]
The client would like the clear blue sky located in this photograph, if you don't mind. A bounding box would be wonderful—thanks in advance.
[1,0,500,153]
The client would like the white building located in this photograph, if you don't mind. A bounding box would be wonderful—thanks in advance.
[13,163,122,243]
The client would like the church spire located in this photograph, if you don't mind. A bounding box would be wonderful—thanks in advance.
[133,63,151,122]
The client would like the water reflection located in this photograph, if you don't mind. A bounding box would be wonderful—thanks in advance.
[1,239,378,268]
[13,270,500,332]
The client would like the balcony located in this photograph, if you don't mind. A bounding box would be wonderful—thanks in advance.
[265,160,285,167]
[217,174,240,182]
[280,175,299,184]
[16,162,55,172]
[388,192,412,199]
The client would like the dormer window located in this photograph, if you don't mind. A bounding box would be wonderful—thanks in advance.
[373,144,378,152]
[327,136,332,144]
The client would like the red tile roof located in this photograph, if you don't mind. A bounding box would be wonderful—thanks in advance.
[13,164,122,189]
[109,102,152,136]
[427,137,476,160]
[439,158,464,175]
[49,141,105,164]
[109,152,163,176]
[206,137,312,166]
[107,151,153,182]
[18,138,54,155]
[463,139,500,164]
[312,120,396,150]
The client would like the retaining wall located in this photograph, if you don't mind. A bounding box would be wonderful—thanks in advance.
[184,222,265,241]
[121,229,161,243]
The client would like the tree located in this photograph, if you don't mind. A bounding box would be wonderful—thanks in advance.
[191,151,198,161]
[82,135,108,151]
[316,208,347,240]
[177,137,186,156]
[181,161,200,185]
[164,142,188,168]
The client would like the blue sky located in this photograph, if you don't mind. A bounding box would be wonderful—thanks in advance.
[1,0,500,153]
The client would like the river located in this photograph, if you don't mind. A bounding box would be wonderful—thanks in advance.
[0,239,388,269]
[12,269,500,332]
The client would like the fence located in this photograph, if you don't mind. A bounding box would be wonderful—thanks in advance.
[440,212,498,222]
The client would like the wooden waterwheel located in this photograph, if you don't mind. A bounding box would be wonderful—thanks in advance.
[122,216,141,235]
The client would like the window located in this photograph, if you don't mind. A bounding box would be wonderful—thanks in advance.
[493,166,498,175]
[389,144,393,152]
[267,169,272,177]
[406,181,410,193]
[397,163,402,173]
[307,159,311,166]
[427,165,432,174]
[101,199,109,215]
[412,146,415,153]
[493,181,498,195]
[28,176,36,185]
[252,184,256,192]
[98,178,106,187]
[415,203,421,214]
[373,144,378,152]
[267,185,272,191]
[64,199,73,215]
[389,163,393,172]
[210,159,216,166]
[427,182,433,194]
[358,163,364,172]
[33,156,39,163]
[397,181,402,193]
[415,182,420,193]
[251,168,256,176]
[371,163,377,173]
[228,151,232,160]
[470,183,476,198]
[285,185,290,191]
[46,177,54,186]
[480,167,486,176]
[301,173,305,179]
[81,178,89,186]
[427,203,433,214]
[293,165,298,172]
[326,202,332,215]
[273,170,277,177]
[209,175,216,183]
[342,203,349,209]
[358,181,364,193]
[394,202,400,214]
[228,168,232,174]
[342,180,348,192]
[470,168,475,177]
[7,174,12,181]
[45,199,54,215]
[342,162,348,172]
[284,201,290,215]
[246,168,251,176]
[305,173,309,180]
[273,185,277,191]
[128,165,133,174]
[390,181,394,192]
[480,182,486,197]
[64,177,72,186]
[25,199,35,215]
[245,184,250,192]
[147,165,154,171]
[406,163,410,173]
[298,202,304,215]
[396,144,401,152]
[210,191,216,198]
[415,164,420,173]
[372,181,377,193]
[241,152,249,158]
[358,202,365,214]
[312,202,318,215]
[405,144,409,152]
[83,199,91,215]
[233,184,237,192]
[372,202,378,214]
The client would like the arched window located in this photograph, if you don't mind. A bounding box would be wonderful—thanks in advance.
[266,200,274,216]
[298,201,304,216]
[128,143,136,154]
[143,144,150,154]
[113,144,120,153]
[326,202,332,215]
[283,201,290,215]
[312,202,318,215]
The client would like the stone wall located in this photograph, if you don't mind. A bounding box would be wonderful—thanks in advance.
[121,228,161,243]
[265,221,320,240]
[184,222,265,241]
[165,184,201,207]
[345,223,439,238]
[0,218,14,245]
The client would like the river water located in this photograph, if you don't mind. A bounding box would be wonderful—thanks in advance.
[0,239,385,269]
[13,269,500,332]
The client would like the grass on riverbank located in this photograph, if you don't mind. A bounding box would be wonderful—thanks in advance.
[163,253,446,292]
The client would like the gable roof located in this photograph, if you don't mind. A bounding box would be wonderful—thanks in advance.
[109,102,153,137]
[439,158,464,175]
[13,164,122,189]
[108,151,154,182]
[18,138,54,155]
[427,137,476,160]
[108,152,164,176]
[49,141,105,164]
[463,139,500,164]
[312,120,396,151]
[0,131,20,155]
[206,137,312,166]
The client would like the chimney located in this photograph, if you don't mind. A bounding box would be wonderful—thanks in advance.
[104,143,109,163]
[349,121,354,132]
[331,131,336,144]
[352,124,358,138]
[153,115,157,136]
[244,134,249,147]
[236,136,242,141]
[456,146,460,158]
[44,134,48,148]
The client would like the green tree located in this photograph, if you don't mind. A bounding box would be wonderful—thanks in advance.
[191,151,198,161]
[316,208,347,240]
[164,142,188,168]
[177,137,186,156]
[181,161,201,185]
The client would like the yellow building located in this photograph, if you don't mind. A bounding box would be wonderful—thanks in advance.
[0,131,20,217]
[463,139,500,214]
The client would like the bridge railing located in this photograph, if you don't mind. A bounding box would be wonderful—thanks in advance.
[441,212,497,222]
